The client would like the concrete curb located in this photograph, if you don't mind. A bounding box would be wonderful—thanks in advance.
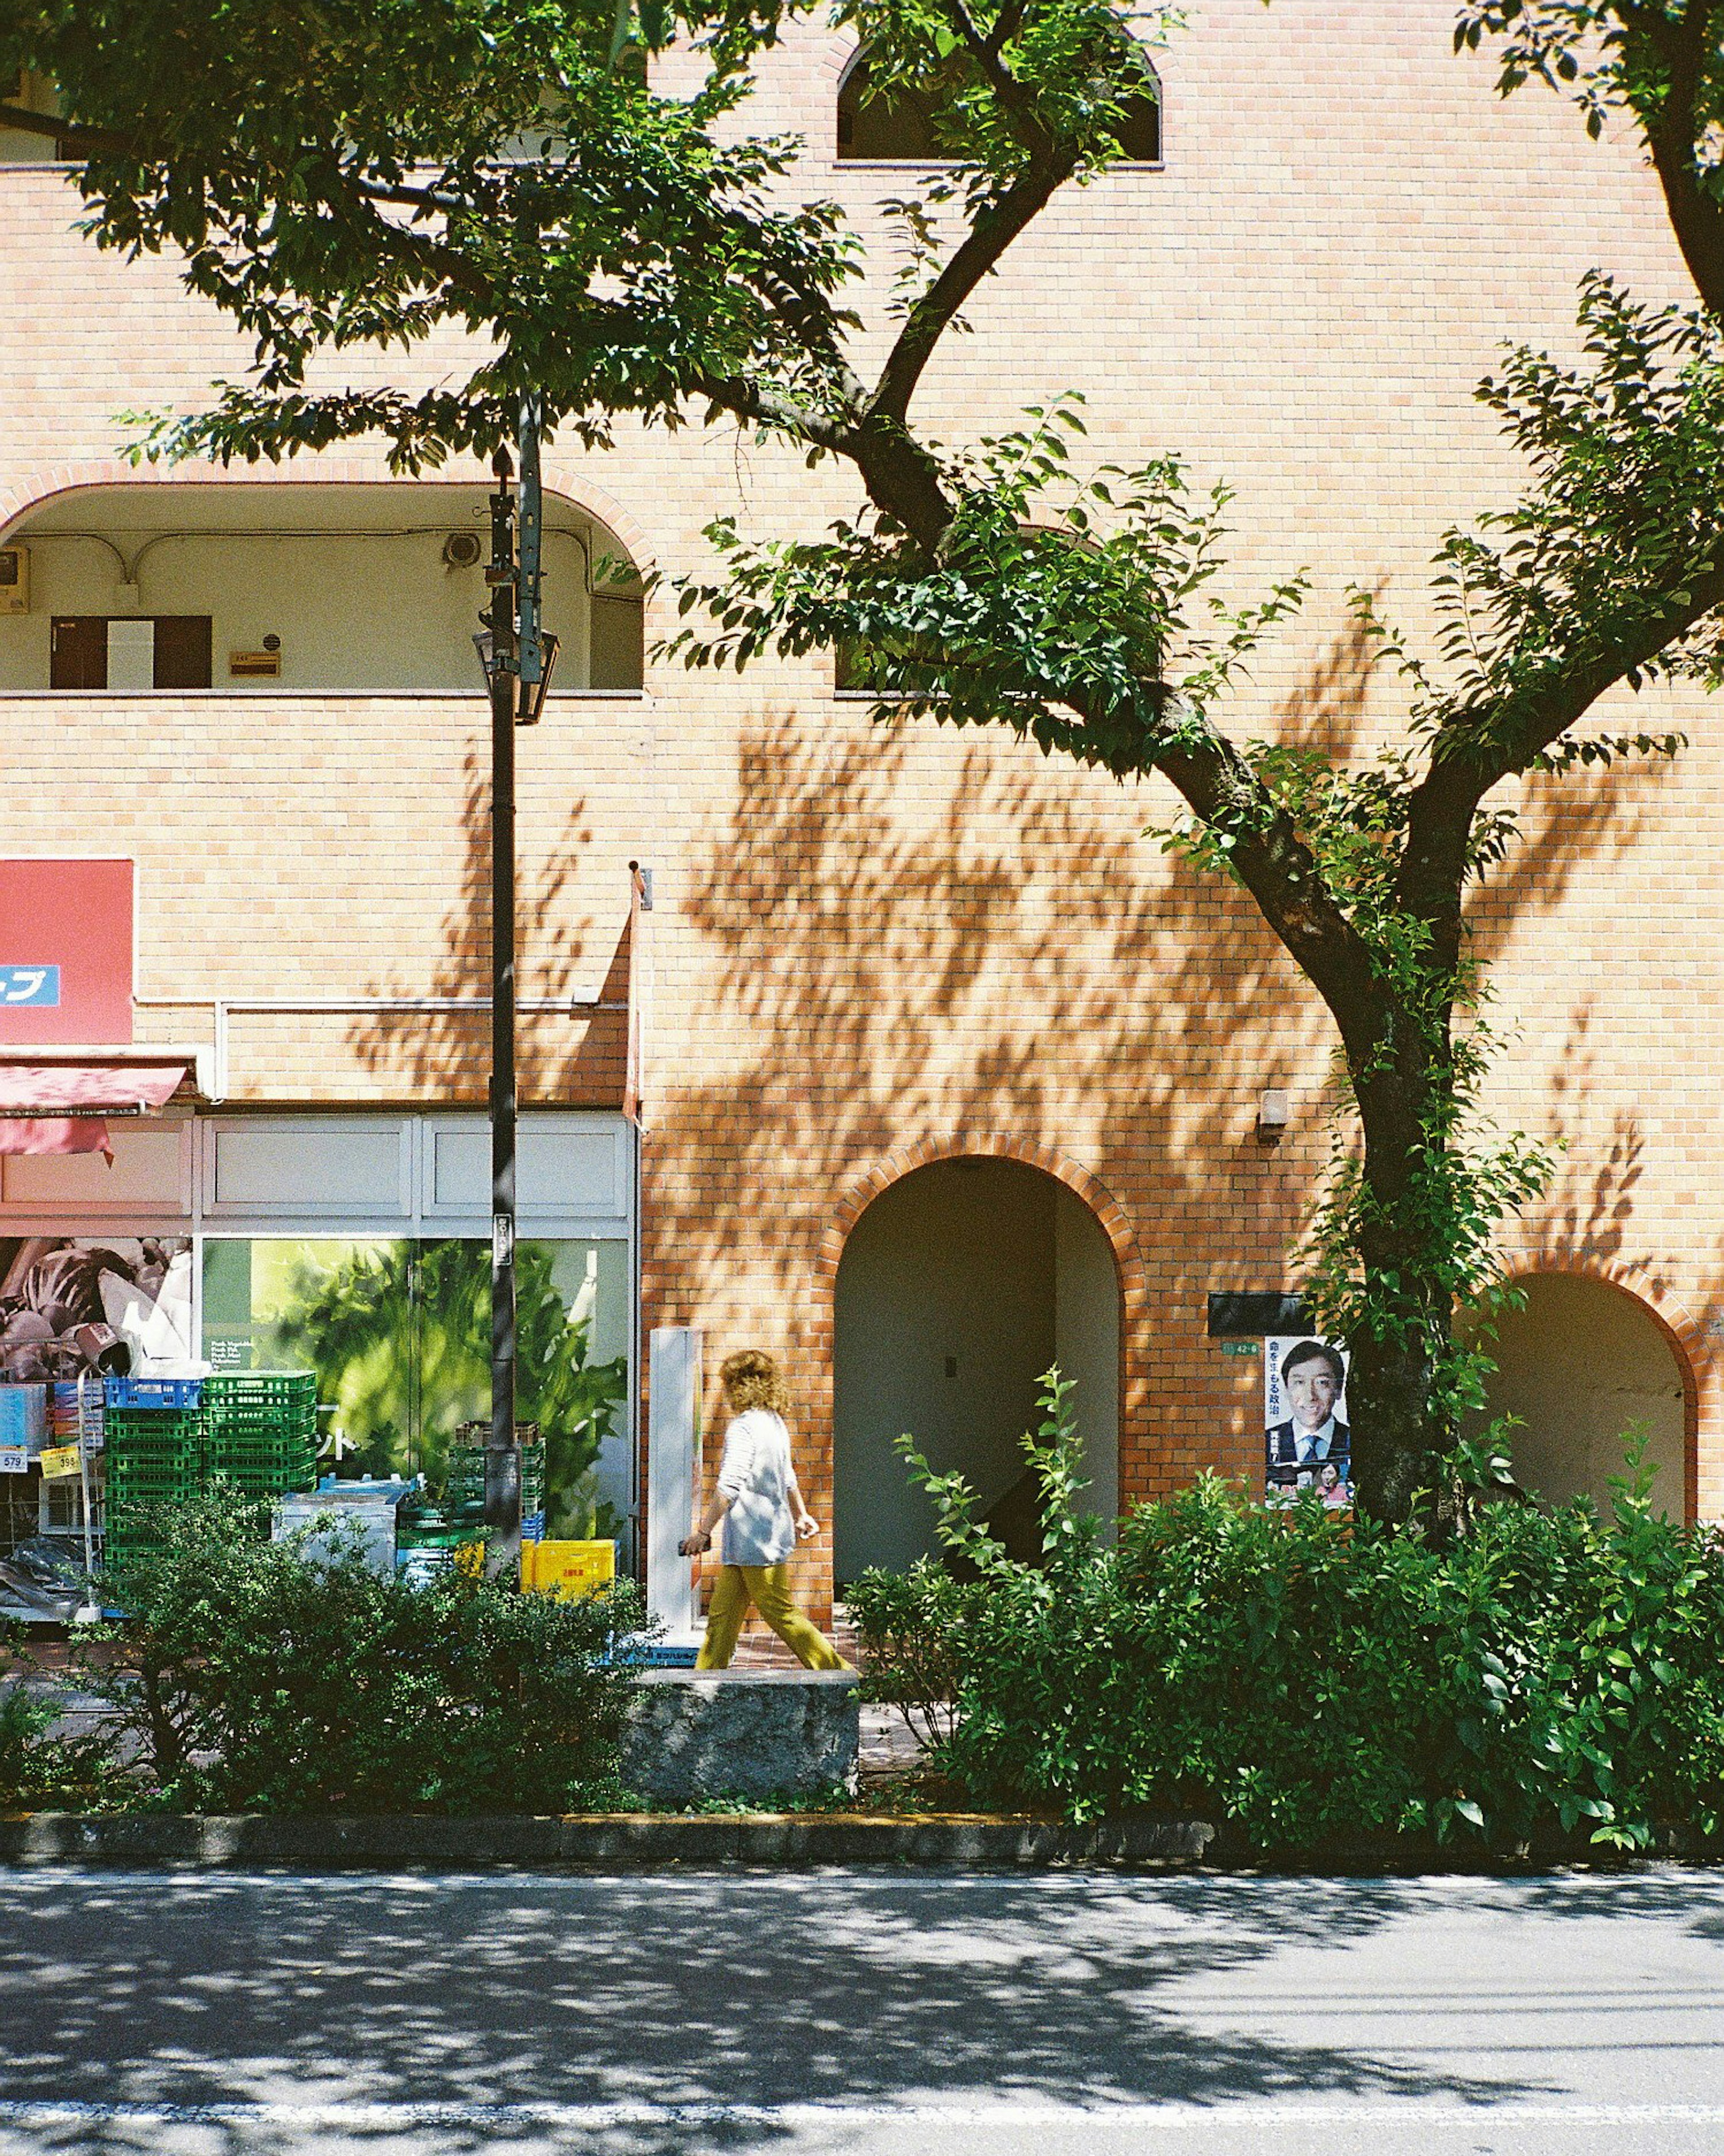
[0,1811,1217,1870]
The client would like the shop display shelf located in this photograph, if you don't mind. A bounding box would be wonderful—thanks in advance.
[0,1384,48,1449]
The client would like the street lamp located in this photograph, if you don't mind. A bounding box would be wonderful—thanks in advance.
[471,400,558,1582]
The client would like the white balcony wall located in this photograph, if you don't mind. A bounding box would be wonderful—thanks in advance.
[0,483,644,693]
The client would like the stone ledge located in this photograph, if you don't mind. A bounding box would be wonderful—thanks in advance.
[623,1668,861,1805]
[0,1811,1216,1870]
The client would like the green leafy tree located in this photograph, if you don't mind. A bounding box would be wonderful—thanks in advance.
[5,0,1724,1508]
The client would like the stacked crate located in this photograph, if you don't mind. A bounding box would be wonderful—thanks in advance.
[203,1372,319,1497]
[445,1424,545,1535]
[106,1372,318,1562]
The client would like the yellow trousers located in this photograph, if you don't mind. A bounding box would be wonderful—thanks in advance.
[696,1562,853,1672]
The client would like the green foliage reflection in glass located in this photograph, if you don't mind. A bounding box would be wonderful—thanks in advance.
[266,1239,627,1530]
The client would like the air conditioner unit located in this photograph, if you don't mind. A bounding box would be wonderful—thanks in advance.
[0,547,28,616]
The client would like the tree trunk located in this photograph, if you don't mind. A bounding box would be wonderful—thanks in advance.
[1346,1324,1445,1521]
[1336,1037,1459,1523]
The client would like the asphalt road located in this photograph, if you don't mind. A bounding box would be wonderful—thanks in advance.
[0,1865,1720,2155]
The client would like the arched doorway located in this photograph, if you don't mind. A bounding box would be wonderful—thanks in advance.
[832,1156,1120,1582]
[1479,1273,1691,1519]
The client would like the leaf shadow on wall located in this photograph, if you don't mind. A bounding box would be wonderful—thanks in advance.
[642,701,1334,1433]
[341,748,631,1105]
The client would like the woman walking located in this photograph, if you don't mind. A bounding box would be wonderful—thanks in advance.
[678,1348,852,1671]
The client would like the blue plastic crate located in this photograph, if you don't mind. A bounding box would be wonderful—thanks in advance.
[105,1375,204,1411]
[642,1642,700,1669]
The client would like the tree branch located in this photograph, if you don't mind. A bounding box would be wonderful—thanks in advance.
[869,149,1077,425]
[1396,554,1724,935]
[1626,0,1724,319]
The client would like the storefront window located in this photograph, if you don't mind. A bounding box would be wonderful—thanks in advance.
[201,1236,629,1534]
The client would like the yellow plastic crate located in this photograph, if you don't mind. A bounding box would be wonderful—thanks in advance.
[521,1538,616,1600]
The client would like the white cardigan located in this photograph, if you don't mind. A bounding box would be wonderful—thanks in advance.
[714,1407,796,1566]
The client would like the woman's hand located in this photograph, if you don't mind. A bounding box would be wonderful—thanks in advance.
[795,1512,820,1543]
[678,1530,712,1557]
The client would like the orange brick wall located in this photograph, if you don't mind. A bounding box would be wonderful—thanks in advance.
[4,1,1723,1613]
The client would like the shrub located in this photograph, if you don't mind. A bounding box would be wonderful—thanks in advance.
[0,1654,127,1811]
[87,1492,645,1814]
[854,1370,1724,1854]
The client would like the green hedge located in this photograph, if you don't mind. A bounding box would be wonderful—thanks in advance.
[848,1375,1724,1854]
[3,1493,645,1815]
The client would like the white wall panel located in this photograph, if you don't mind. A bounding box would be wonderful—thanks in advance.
[425,1116,628,1226]
[204,1116,412,1218]
[0,1120,190,1214]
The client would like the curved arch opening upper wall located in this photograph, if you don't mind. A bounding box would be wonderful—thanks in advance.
[0,482,645,695]
[835,42,1161,165]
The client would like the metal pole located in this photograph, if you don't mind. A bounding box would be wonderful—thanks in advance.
[486,446,523,1577]
[518,391,544,701]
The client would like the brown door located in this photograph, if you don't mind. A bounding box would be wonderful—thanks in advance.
[49,616,108,689]
[152,616,212,689]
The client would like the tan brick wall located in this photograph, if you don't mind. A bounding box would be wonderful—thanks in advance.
[4,1,1722,1610]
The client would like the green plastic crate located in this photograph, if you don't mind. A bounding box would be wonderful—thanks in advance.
[106,1409,204,1455]
[203,1373,317,1411]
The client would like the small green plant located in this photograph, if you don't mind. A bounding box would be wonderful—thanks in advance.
[878,1369,1724,1853]
[0,1648,127,1812]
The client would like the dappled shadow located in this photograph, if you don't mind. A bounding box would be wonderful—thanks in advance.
[1,1863,1696,2147]
[1468,753,1674,971]
[343,748,629,1106]
[641,700,1321,1495]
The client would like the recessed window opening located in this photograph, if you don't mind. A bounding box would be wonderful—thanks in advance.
[0,69,77,163]
[0,482,646,694]
[835,43,1161,165]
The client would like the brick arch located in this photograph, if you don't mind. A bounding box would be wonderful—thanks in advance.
[0,455,657,575]
[1495,1252,1712,1521]
[805,1132,1152,1472]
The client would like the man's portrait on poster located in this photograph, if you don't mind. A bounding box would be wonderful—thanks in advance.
[1264,1336,1353,1507]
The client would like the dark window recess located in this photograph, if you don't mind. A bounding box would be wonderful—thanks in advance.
[837,47,1160,163]
[1207,1291,1311,1339]
[1112,82,1161,163]
[837,54,952,162]
[48,616,107,690]
[589,593,645,692]
[152,616,212,689]
[48,617,213,691]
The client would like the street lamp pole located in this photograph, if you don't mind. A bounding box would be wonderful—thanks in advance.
[484,443,523,1575]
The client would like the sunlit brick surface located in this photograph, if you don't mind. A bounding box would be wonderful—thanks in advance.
[4,2,1721,1620]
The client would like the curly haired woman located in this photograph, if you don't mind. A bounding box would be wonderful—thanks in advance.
[678,1347,853,1672]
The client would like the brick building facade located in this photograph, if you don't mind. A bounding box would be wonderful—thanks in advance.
[1,1,1717,1616]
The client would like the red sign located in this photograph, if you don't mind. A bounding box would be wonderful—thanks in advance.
[0,858,134,1045]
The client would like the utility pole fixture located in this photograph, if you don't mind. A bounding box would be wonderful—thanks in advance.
[473,399,557,1581]
[479,440,523,1577]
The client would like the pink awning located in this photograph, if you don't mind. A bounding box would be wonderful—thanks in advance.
[0,1063,187,1157]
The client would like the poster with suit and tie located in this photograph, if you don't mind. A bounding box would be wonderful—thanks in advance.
[1264,1336,1353,1509]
